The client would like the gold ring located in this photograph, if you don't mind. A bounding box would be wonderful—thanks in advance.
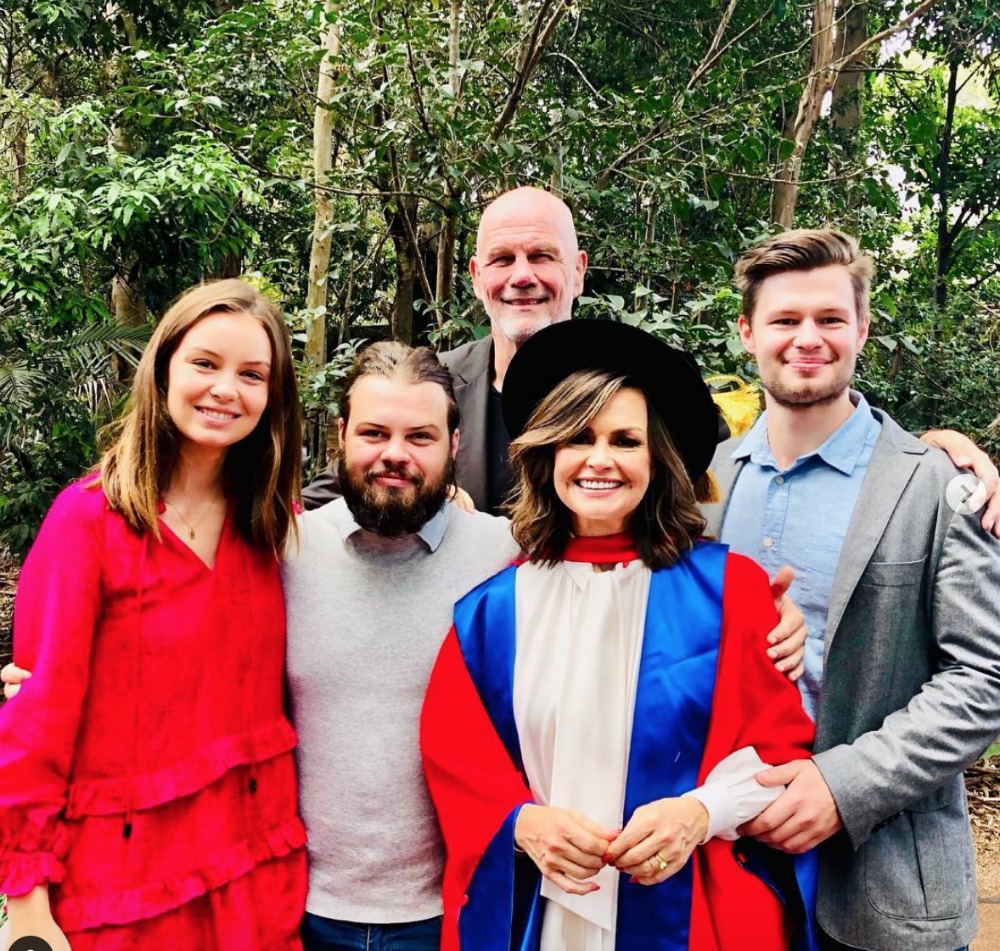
[653,851,668,872]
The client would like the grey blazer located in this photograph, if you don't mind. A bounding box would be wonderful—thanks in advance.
[301,336,495,512]
[439,335,493,512]
[704,409,1000,951]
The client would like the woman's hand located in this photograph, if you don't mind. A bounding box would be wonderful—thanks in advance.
[446,485,476,513]
[514,804,616,896]
[1,663,30,700]
[5,885,72,951]
[766,567,806,681]
[604,796,708,886]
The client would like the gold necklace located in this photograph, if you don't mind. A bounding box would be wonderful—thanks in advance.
[163,498,222,541]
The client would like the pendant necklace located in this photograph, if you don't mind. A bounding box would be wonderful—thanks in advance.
[163,498,221,541]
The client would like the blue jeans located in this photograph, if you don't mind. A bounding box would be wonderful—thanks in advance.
[300,913,442,951]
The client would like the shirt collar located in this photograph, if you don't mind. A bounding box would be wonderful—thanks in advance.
[336,499,452,552]
[731,393,876,475]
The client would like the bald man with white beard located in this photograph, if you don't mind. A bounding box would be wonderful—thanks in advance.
[304,186,585,515]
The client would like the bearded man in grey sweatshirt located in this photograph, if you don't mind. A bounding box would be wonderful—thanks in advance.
[282,341,519,951]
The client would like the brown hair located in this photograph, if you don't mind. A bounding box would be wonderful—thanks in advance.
[98,279,302,553]
[339,341,460,435]
[735,228,875,324]
[507,369,706,570]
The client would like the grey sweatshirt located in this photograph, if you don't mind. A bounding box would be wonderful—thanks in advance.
[282,499,519,923]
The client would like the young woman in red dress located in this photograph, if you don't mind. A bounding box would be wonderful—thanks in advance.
[0,280,307,950]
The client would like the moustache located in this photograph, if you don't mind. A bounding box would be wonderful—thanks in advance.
[365,464,421,486]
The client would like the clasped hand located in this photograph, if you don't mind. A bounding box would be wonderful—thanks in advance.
[514,796,708,895]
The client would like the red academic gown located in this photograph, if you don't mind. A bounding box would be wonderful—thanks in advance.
[421,537,816,951]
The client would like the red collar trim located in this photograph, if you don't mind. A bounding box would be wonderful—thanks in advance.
[561,533,639,564]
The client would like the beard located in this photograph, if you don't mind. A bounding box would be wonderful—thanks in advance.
[492,313,554,347]
[338,448,456,537]
[760,356,856,409]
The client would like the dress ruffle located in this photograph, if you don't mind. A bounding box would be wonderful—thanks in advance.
[0,849,67,897]
[66,718,298,817]
[55,815,306,932]
[0,807,69,896]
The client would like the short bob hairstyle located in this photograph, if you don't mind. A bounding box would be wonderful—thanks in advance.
[97,279,302,554]
[507,369,706,570]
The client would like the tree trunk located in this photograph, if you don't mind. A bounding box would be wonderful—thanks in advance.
[110,262,146,327]
[830,2,867,141]
[432,0,462,328]
[435,208,458,327]
[110,258,147,387]
[392,228,417,345]
[304,2,341,465]
[934,57,960,309]
[10,123,26,198]
[305,4,341,367]
[770,0,837,228]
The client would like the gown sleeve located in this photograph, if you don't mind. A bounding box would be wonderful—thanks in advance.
[689,551,819,951]
[420,627,534,951]
[0,482,106,895]
[704,551,815,769]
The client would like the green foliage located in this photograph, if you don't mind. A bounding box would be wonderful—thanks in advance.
[1,0,998,550]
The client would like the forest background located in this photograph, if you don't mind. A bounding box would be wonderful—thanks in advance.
[1,0,999,557]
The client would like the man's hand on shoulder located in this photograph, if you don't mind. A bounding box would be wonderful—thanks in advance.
[447,485,476,513]
[739,759,843,853]
[921,428,1000,537]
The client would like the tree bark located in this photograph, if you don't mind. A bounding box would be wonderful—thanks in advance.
[770,0,837,228]
[305,3,341,369]
[110,258,147,387]
[391,216,417,345]
[935,56,960,309]
[303,3,341,467]
[433,0,462,326]
[110,261,146,327]
[830,2,867,147]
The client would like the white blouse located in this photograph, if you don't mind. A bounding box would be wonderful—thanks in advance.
[512,559,783,951]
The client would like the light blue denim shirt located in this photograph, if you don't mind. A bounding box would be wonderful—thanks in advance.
[720,396,881,720]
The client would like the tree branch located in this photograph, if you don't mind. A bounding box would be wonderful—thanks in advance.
[400,4,435,140]
[491,0,570,140]
[388,144,436,307]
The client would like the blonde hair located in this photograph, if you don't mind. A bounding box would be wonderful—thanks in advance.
[97,279,302,553]
[735,228,875,324]
[507,369,706,569]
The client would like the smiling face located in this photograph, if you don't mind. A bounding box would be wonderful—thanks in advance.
[336,375,460,536]
[469,187,587,347]
[738,264,869,411]
[552,387,652,537]
[165,311,272,457]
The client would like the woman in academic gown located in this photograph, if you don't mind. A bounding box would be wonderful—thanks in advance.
[421,319,818,951]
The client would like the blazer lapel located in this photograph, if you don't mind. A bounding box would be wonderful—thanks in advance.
[823,426,921,659]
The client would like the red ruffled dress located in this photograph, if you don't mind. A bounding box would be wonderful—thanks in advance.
[0,479,307,950]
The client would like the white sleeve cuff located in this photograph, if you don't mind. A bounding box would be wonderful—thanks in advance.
[683,746,783,842]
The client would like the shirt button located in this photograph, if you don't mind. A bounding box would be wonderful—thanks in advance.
[775,475,785,485]
[249,778,258,794]
[763,537,774,548]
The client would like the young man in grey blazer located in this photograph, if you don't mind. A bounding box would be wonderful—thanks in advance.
[703,228,1000,951]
